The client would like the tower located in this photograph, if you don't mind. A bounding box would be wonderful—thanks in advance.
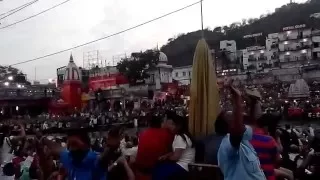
[62,54,82,110]
[154,52,172,90]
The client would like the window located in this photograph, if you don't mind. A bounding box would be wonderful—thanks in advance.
[175,72,178,77]
[183,72,186,76]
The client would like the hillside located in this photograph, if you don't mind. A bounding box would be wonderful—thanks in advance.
[161,0,320,67]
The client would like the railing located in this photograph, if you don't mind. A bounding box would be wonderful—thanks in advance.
[312,30,320,36]
[248,57,256,62]
[271,44,278,49]
[0,88,57,100]
[258,56,267,61]
[280,58,291,63]
[298,56,308,61]
[281,44,311,52]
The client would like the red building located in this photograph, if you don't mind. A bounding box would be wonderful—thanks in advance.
[55,54,82,111]
[89,72,128,91]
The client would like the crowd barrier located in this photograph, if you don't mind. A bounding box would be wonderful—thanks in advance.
[188,163,223,180]
[25,122,133,135]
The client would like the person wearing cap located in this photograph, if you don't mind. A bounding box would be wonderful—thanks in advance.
[218,81,266,180]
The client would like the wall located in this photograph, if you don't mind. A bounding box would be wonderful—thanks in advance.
[220,40,237,53]
[266,38,278,50]
[172,66,192,85]
[242,48,270,70]
[313,36,320,43]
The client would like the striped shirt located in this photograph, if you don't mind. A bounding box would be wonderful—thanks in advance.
[250,128,278,180]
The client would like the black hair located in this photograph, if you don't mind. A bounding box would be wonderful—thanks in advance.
[29,165,38,179]
[285,124,290,130]
[256,114,271,128]
[257,114,281,137]
[124,134,130,142]
[149,115,162,128]
[215,112,228,135]
[171,114,195,148]
[67,129,91,147]
[108,126,123,138]
[132,137,138,146]
[3,162,15,176]
[166,110,176,120]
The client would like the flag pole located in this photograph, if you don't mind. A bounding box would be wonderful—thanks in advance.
[200,0,204,38]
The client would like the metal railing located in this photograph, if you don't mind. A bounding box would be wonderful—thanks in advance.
[0,88,57,100]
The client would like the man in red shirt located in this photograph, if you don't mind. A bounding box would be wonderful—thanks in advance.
[135,115,174,179]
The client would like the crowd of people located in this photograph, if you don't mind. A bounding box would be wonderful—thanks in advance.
[1,80,320,180]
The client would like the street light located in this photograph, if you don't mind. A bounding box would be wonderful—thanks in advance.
[8,76,13,81]
[4,82,9,86]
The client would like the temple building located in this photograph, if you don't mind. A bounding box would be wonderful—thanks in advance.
[61,54,82,110]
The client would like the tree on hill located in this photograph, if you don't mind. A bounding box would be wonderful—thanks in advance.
[161,0,320,67]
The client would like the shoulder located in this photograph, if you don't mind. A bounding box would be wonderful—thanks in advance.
[218,136,233,161]
[219,135,231,149]
[174,134,189,142]
[173,134,189,148]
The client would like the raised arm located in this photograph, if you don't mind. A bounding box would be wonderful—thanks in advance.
[41,137,63,158]
[11,123,26,142]
[229,85,245,149]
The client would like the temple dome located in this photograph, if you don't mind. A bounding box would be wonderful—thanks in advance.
[158,52,168,63]
[63,54,81,81]
[288,79,310,98]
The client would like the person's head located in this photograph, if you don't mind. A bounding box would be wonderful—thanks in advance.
[3,162,15,176]
[215,112,229,135]
[124,134,130,142]
[285,124,291,130]
[106,126,122,150]
[256,114,271,134]
[67,130,91,162]
[165,113,187,134]
[132,137,138,147]
[162,110,176,129]
[166,113,195,146]
[149,115,163,128]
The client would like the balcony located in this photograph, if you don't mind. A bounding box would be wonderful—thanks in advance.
[313,47,320,52]
[281,44,311,52]
[312,30,320,36]
[271,54,279,60]
[271,44,278,49]
[258,56,267,61]
[247,64,256,70]
[298,56,308,61]
[262,63,272,68]
[248,55,256,62]
[280,56,291,63]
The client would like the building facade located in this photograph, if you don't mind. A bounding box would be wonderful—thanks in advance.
[242,46,272,72]
[172,65,192,85]
[264,24,320,68]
